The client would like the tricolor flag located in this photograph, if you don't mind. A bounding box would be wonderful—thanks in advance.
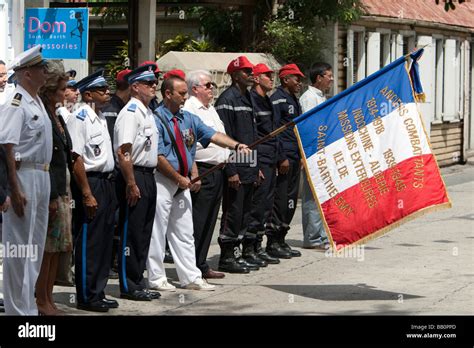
[295,49,451,250]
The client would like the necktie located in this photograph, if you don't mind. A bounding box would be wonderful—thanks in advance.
[172,116,189,176]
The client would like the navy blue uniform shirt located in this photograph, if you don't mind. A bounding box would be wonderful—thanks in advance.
[270,86,302,162]
[250,88,280,166]
[215,85,259,184]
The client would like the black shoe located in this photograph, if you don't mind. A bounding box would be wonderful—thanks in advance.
[77,301,110,312]
[280,242,301,257]
[120,290,152,301]
[236,257,260,270]
[256,250,280,264]
[146,290,161,300]
[218,259,250,273]
[266,242,292,259]
[101,298,119,309]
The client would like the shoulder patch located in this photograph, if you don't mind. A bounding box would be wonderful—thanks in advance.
[76,109,87,121]
[127,103,137,112]
[11,93,22,107]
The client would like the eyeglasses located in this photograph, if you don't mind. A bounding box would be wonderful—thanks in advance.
[195,82,216,89]
[241,68,253,75]
[90,87,109,95]
[139,80,157,87]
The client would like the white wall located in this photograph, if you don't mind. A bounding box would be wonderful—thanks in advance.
[416,35,435,136]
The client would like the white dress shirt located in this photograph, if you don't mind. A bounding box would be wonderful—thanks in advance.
[183,96,230,165]
[299,85,326,113]
[0,85,52,165]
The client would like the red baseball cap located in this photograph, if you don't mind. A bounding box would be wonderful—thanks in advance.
[253,63,274,76]
[163,69,186,80]
[279,63,305,79]
[116,69,132,83]
[227,56,254,74]
[139,60,161,73]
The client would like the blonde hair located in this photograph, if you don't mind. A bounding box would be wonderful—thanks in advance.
[39,60,69,108]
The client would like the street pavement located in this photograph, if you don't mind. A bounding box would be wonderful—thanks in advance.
[7,162,474,316]
[54,161,474,316]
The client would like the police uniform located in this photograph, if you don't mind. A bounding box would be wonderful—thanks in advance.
[114,65,159,298]
[247,81,280,264]
[215,57,260,273]
[0,46,52,315]
[69,70,117,308]
[267,74,303,258]
[147,103,216,289]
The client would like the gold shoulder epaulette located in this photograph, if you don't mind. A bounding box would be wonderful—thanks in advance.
[11,93,22,107]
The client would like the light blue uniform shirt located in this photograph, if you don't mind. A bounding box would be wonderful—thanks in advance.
[154,104,216,175]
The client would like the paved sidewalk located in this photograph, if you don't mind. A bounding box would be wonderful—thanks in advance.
[52,162,474,315]
[3,163,473,315]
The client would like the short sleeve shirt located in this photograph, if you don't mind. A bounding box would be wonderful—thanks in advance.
[69,103,114,173]
[114,97,159,168]
[154,104,216,175]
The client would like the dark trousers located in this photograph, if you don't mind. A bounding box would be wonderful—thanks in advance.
[116,168,156,294]
[266,159,301,238]
[191,163,224,274]
[248,164,277,241]
[219,180,254,245]
[74,173,117,304]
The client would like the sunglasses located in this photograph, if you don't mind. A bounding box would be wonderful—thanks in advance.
[196,82,216,89]
[139,80,158,87]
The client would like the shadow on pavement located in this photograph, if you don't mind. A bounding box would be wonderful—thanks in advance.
[263,283,423,301]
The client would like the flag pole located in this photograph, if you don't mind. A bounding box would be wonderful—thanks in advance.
[190,120,296,184]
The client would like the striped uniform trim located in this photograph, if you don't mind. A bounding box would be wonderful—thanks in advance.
[121,206,129,293]
[129,71,156,83]
[215,104,253,112]
[87,76,107,89]
[256,111,272,116]
[81,223,88,302]
[102,112,118,117]
[272,98,287,105]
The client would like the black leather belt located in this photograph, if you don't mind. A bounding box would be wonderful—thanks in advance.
[196,162,219,169]
[88,171,114,180]
[133,165,155,174]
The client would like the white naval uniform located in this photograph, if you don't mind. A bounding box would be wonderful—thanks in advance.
[69,103,114,173]
[0,85,52,315]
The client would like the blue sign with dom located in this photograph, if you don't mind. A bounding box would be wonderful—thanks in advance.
[24,8,88,59]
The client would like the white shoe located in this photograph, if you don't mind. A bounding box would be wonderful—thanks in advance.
[184,278,216,291]
[149,277,177,292]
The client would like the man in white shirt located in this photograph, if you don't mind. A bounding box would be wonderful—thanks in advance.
[183,70,229,279]
[299,62,333,250]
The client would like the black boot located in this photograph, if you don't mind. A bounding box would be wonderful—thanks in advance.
[242,240,267,267]
[266,237,291,259]
[234,245,259,270]
[278,233,301,257]
[255,240,280,264]
[218,243,250,274]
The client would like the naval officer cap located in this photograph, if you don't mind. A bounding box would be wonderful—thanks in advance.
[125,63,158,84]
[74,68,108,93]
[9,45,47,71]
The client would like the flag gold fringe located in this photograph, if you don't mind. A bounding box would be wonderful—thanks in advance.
[333,201,452,254]
[415,93,426,103]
